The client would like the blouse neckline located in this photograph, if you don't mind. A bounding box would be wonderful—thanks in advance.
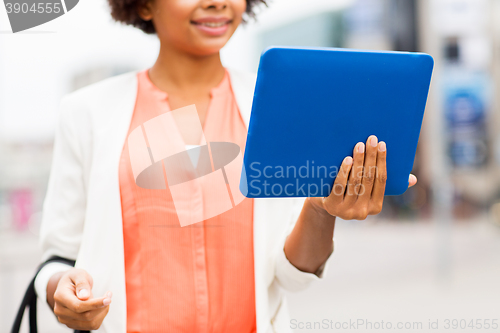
[141,68,231,101]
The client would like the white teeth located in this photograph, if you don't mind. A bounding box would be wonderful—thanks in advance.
[200,22,227,28]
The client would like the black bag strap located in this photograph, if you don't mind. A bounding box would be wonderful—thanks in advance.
[11,256,90,333]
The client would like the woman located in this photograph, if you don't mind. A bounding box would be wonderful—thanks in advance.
[34,0,417,331]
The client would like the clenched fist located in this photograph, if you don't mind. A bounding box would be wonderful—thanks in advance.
[48,268,112,330]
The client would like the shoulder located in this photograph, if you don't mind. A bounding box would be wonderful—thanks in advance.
[57,71,138,129]
[226,67,257,126]
[54,71,138,146]
[226,67,257,92]
[60,71,138,113]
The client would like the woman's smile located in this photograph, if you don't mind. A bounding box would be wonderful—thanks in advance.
[190,16,233,37]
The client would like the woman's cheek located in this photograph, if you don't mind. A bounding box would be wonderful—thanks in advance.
[232,0,248,14]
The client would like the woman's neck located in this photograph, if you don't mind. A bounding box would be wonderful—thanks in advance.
[148,43,226,95]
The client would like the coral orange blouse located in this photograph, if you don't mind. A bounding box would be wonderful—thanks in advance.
[119,69,256,333]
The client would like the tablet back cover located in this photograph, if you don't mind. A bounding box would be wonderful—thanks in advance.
[241,47,434,198]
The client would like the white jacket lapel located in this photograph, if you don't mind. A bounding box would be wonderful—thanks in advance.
[76,72,138,333]
[227,68,273,332]
[227,67,256,128]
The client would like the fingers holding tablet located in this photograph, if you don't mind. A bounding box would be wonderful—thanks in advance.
[312,135,418,220]
[324,156,352,205]
[322,136,392,220]
[322,155,351,217]
[409,174,418,188]
[367,140,387,215]
[343,142,365,207]
[359,136,379,204]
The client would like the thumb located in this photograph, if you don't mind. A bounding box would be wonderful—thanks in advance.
[70,269,93,301]
[408,174,417,188]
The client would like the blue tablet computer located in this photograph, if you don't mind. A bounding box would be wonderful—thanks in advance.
[240,46,434,198]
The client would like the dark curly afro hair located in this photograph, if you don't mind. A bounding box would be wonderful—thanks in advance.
[108,0,266,34]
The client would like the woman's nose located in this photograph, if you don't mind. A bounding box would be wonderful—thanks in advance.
[201,0,229,11]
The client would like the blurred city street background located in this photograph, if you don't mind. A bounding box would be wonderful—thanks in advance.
[1,0,500,331]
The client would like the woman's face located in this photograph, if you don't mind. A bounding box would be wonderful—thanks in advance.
[141,0,247,56]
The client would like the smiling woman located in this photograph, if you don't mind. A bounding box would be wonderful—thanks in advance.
[108,0,266,34]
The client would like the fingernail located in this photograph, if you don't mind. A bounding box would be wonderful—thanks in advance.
[370,136,378,147]
[379,142,386,152]
[409,174,417,183]
[103,298,111,306]
[358,143,365,153]
[344,156,353,166]
[106,291,113,298]
[78,289,89,299]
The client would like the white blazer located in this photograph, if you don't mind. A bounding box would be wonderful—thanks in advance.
[36,68,333,333]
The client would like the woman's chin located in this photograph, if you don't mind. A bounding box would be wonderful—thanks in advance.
[190,41,229,57]
[187,28,235,55]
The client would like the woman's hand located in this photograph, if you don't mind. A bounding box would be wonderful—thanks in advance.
[285,136,417,274]
[310,135,417,220]
[49,268,112,330]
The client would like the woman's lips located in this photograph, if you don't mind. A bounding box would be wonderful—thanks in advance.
[191,19,232,37]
